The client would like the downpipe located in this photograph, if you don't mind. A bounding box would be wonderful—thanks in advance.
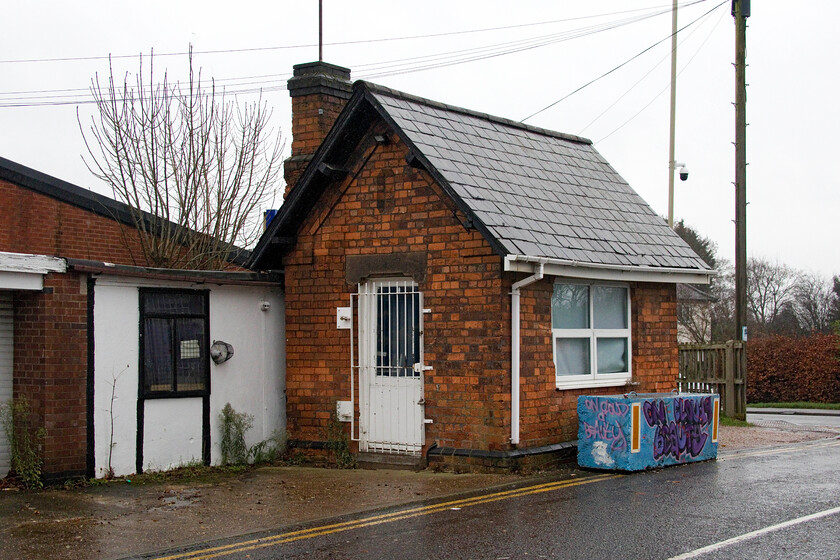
[510,260,544,445]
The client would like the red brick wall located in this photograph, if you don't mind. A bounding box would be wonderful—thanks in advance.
[283,122,511,452]
[284,72,352,196]
[13,272,89,477]
[517,281,679,446]
[2,177,153,478]
[282,116,681,454]
[0,178,146,264]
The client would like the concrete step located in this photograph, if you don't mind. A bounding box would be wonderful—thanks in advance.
[356,452,424,471]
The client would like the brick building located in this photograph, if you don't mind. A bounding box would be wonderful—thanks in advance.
[1,158,284,480]
[249,62,713,469]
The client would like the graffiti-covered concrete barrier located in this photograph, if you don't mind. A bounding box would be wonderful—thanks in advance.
[577,393,720,471]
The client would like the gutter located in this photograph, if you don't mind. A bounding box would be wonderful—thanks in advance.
[504,254,714,285]
[510,259,545,445]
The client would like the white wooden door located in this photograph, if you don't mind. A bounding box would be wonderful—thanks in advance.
[358,279,424,455]
[0,292,13,476]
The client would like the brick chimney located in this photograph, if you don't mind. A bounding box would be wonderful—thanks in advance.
[284,61,353,198]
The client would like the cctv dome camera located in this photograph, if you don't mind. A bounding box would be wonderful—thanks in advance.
[677,164,689,181]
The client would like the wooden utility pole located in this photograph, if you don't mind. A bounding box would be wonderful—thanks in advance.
[733,0,749,343]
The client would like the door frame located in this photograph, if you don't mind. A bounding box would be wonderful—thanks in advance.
[356,278,425,455]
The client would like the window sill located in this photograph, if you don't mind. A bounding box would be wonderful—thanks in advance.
[555,375,632,391]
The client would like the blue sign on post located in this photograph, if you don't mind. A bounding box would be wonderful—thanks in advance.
[577,393,719,471]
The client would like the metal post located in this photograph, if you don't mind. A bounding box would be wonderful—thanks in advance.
[318,0,323,62]
[667,0,678,228]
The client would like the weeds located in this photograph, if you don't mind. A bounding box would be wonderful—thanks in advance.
[219,404,287,466]
[324,410,355,469]
[220,403,253,466]
[0,396,46,489]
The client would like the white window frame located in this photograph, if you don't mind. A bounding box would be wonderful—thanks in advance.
[552,281,632,390]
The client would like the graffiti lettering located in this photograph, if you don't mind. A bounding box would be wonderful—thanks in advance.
[643,400,668,426]
[673,396,713,426]
[583,419,627,452]
[581,397,629,452]
[643,396,713,461]
[652,422,708,460]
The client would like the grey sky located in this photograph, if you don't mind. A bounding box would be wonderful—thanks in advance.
[2,1,837,277]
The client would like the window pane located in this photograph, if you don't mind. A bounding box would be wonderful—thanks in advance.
[552,284,590,329]
[175,318,206,392]
[555,338,591,376]
[593,286,628,329]
[144,318,173,392]
[144,292,204,315]
[376,286,420,378]
[597,338,628,373]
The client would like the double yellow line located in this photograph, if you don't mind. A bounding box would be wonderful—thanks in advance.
[153,473,620,560]
[155,438,840,560]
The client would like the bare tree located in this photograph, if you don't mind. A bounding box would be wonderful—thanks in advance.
[747,257,801,335]
[794,273,837,333]
[672,220,721,342]
[676,285,714,343]
[80,48,283,269]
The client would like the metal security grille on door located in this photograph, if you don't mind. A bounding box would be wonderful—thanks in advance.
[375,284,420,378]
[353,279,425,455]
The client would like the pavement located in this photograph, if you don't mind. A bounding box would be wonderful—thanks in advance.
[747,406,840,417]
[747,407,840,429]
[1,412,839,560]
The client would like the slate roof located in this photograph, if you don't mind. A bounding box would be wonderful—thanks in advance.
[366,84,709,271]
[250,81,711,274]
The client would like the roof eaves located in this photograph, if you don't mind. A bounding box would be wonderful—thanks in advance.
[247,89,371,269]
[504,254,714,285]
[67,258,282,286]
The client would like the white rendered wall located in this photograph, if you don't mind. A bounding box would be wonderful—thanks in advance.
[92,277,285,477]
[208,286,285,464]
[143,398,203,471]
[92,283,139,478]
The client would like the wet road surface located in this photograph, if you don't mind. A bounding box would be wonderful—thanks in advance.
[138,438,840,560]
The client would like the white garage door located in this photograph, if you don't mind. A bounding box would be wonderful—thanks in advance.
[0,292,12,476]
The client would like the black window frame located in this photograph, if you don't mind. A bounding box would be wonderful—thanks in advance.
[139,288,210,399]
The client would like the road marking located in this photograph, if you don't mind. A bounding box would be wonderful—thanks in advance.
[152,439,840,560]
[152,473,620,560]
[667,505,840,559]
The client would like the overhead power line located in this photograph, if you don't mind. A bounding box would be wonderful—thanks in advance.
[0,2,707,65]
[579,2,725,136]
[0,1,712,108]
[520,0,726,123]
[594,6,727,145]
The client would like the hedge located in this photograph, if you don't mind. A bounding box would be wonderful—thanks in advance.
[747,334,840,403]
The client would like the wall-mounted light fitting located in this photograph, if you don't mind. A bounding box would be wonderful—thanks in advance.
[210,340,234,364]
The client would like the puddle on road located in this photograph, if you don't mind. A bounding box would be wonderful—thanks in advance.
[149,488,202,511]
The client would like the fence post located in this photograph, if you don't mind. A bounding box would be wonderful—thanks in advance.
[724,341,736,418]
